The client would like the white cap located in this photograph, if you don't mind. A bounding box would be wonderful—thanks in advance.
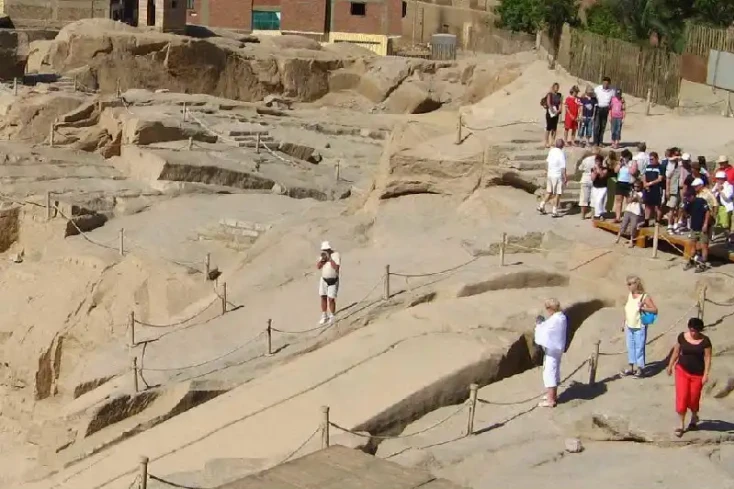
[320,241,332,251]
[718,155,729,164]
[716,171,727,179]
[682,153,691,161]
[691,178,704,187]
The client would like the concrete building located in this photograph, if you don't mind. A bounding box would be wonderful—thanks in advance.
[2,0,112,27]
[186,0,403,54]
[138,0,186,31]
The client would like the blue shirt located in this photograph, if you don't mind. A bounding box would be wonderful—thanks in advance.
[684,197,710,231]
[580,96,598,118]
[618,164,632,183]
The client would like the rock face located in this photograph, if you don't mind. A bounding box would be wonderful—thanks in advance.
[0,28,57,79]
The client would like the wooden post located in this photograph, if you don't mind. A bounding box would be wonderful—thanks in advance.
[139,456,149,489]
[465,383,478,436]
[499,232,507,266]
[132,356,139,393]
[321,406,330,448]
[535,30,541,51]
[13,77,17,96]
[205,253,211,281]
[221,282,227,315]
[652,223,659,258]
[335,159,340,182]
[73,77,77,92]
[588,340,600,385]
[645,88,652,116]
[455,113,462,145]
[49,123,55,147]
[45,191,52,221]
[119,228,125,256]
[187,137,193,150]
[129,311,136,347]
[383,265,390,300]
[266,319,273,356]
[255,133,261,153]
[182,102,187,122]
[698,287,706,321]
[116,80,121,97]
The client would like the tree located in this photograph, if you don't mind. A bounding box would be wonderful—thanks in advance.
[496,0,580,34]
[692,0,734,27]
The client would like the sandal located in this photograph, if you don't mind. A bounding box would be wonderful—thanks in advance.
[620,368,634,377]
[674,428,684,438]
[538,400,556,408]
[687,418,699,431]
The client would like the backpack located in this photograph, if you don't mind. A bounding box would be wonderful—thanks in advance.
[540,95,548,109]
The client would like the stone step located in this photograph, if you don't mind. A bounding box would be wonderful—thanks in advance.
[506,160,547,171]
[505,152,547,162]
[236,140,280,149]
[227,129,268,137]
[233,135,274,142]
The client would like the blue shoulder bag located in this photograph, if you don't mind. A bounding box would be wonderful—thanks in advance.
[640,294,657,326]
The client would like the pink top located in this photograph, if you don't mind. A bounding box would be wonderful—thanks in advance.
[610,96,625,119]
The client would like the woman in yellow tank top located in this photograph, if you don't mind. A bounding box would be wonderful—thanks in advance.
[622,275,658,378]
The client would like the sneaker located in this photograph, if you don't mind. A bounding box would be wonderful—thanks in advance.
[694,263,708,273]
[319,313,328,325]
[633,370,645,379]
[327,313,335,324]
[537,206,547,215]
[683,260,695,271]
[537,400,556,408]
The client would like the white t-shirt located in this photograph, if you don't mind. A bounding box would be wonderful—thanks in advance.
[546,147,566,178]
[578,155,596,184]
[320,251,341,279]
[625,191,643,215]
[594,85,614,108]
[635,152,649,174]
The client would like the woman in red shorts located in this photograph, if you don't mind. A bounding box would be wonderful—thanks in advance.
[564,85,581,146]
[666,317,712,437]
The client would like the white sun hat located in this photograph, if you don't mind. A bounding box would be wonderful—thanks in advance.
[320,241,332,251]
[682,153,691,161]
[717,155,729,164]
[691,178,704,187]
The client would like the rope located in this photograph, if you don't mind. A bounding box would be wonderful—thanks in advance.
[53,204,120,252]
[271,323,332,335]
[477,358,589,406]
[273,427,321,465]
[133,296,219,328]
[126,475,141,489]
[389,257,479,278]
[328,402,467,440]
[148,474,202,489]
[460,119,537,131]
[704,297,734,307]
[141,331,265,372]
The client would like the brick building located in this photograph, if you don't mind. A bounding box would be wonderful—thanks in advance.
[186,0,403,53]
[138,0,187,31]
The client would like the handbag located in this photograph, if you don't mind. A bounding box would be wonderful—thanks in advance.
[639,294,657,326]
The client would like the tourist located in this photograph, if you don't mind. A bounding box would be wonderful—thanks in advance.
[716,155,734,185]
[609,89,626,149]
[616,180,644,247]
[537,139,567,218]
[621,275,658,378]
[612,150,633,222]
[543,83,562,148]
[635,143,650,175]
[712,170,734,247]
[578,86,597,147]
[593,76,614,146]
[317,241,341,325]
[682,188,711,273]
[666,317,712,438]
[642,151,664,225]
[695,176,718,219]
[664,149,681,232]
[591,154,610,219]
[577,146,598,219]
[563,85,581,146]
[534,298,567,408]
[698,155,709,173]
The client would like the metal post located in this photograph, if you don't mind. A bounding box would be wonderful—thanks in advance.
[386,264,392,300]
[129,311,136,347]
[500,232,507,266]
[266,319,273,356]
[45,191,52,221]
[205,253,211,281]
[139,456,149,489]
[466,383,478,436]
[321,406,330,448]
[652,223,659,258]
[588,340,600,385]
[455,113,462,145]
[645,88,652,116]
[132,356,139,393]
[221,282,227,315]
[187,137,193,150]
[119,228,124,256]
[13,77,17,96]
[255,133,261,154]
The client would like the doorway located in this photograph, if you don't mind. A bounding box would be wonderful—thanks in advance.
[147,0,156,26]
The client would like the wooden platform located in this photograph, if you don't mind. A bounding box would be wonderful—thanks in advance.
[220,445,466,489]
[593,219,734,262]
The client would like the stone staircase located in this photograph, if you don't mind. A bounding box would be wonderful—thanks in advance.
[197,218,272,250]
[225,128,275,149]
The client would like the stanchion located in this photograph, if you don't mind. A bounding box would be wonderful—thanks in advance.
[255,133,261,153]
[500,232,507,266]
[205,253,211,281]
[384,265,390,300]
[45,191,52,222]
[588,340,600,385]
[49,123,55,147]
[652,223,659,258]
[221,282,227,315]
[645,88,652,116]
[266,318,273,356]
[187,136,193,150]
[129,311,136,347]
[455,113,462,145]
[13,77,17,96]
[139,456,149,489]
[465,383,478,436]
[182,102,187,122]
[321,406,330,448]
[119,228,125,256]
[132,356,139,393]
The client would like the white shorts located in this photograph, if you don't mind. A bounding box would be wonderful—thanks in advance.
[546,176,564,195]
[319,277,339,299]
[542,351,562,388]
[579,182,592,206]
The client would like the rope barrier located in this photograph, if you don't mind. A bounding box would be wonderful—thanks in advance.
[460,119,538,132]
[272,427,321,465]
[133,296,219,328]
[389,257,479,278]
[149,474,201,489]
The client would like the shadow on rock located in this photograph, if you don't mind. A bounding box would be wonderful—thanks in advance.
[558,380,607,404]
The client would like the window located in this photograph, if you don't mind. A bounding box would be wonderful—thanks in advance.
[171,0,177,7]
[186,0,194,9]
[401,1,406,17]
[350,2,365,16]
[252,10,281,30]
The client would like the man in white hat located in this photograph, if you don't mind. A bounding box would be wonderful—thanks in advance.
[716,155,734,185]
[317,241,341,325]
[712,170,734,247]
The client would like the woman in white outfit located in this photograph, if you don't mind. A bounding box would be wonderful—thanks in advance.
[590,154,610,219]
[534,298,568,407]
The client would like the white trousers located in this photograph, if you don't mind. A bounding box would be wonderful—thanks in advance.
[542,351,562,388]
[591,186,608,217]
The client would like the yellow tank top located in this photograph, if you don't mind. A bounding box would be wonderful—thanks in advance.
[625,293,643,329]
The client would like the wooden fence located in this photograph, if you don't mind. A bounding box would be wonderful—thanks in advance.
[468,28,536,55]
[685,24,734,58]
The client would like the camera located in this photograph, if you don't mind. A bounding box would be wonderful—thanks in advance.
[320,251,330,262]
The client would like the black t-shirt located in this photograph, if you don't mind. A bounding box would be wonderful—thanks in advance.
[644,165,663,192]
[592,167,610,188]
[677,332,711,376]
[684,172,709,187]
[684,197,710,231]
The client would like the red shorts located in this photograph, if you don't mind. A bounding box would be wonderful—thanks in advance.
[564,116,578,131]
[675,364,703,414]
